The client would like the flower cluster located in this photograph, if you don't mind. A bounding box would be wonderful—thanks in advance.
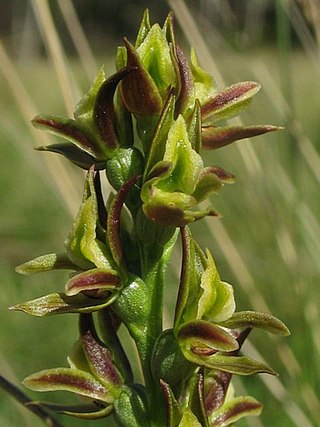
[10,10,289,426]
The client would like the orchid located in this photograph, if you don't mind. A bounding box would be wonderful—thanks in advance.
[4,9,290,427]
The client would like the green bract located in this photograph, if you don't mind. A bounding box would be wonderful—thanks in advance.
[9,9,289,427]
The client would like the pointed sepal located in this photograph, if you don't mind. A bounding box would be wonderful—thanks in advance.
[201,81,260,123]
[9,292,116,316]
[208,396,263,426]
[202,125,281,150]
[22,368,112,403]
[219,311,290,336]
[15,253,76,275]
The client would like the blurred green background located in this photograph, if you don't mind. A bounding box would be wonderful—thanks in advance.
[0,1,319,426]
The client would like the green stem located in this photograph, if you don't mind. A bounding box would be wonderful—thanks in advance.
[135,216,178,426]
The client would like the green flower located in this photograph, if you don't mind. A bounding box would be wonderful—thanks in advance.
[173,228,289,375]
[32,66,136,169]
[141,100,234,226]
[116,10,178,117]
[12,168,134,316]
[22,314,123,420]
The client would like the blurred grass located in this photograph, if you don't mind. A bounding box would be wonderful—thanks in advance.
[1,1,320,426]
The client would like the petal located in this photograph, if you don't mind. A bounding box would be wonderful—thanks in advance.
[197,251,236,322]
[178,408,202,427]
[143,93,175,179]
[190,48,216,103]
[65,268,121,296]
[65,168,112,270]
[178,320,239,353]
[107,174,140,270]
[80,315,123,391]
[93,67,134,150]
[162,115,203,194]
[136,23,177,96]
[192,168,223,204]
[135,9,151,48]
[175,46,194,115]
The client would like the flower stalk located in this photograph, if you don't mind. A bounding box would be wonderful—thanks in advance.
[9,9,289,427]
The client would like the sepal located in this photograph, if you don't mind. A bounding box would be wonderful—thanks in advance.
[26,401,113,420]
[9,292,118,316]
[202,124,281,150]
[22,367,112,403]
[208,396,263,426]
[15,253,76,275]
[201,81,261,123]
[219,311,290,336]
[189,353,277,376]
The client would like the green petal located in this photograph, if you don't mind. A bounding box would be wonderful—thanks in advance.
[135,9,151,48]
[65,168,112,270]
[178,408,202,427]
[162,115,203,194]
[74,66,106,122]
[143,93,175,179]
[137,23,177,96]
[190,48,216,104]
[197,251,235,322]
